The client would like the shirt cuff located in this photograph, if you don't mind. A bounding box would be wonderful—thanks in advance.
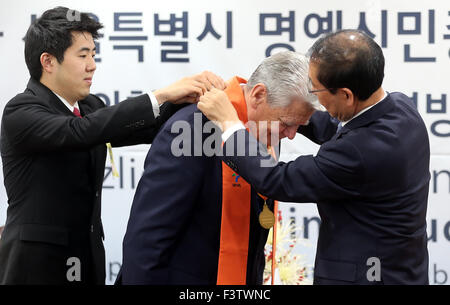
[148,91,160,117]
[221,123,246,142]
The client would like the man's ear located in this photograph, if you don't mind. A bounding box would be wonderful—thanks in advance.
[40,52,56,74]
[249,83,268,109]
[340,88,354,106]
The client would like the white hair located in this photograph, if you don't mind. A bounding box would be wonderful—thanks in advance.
[247,51,319,109]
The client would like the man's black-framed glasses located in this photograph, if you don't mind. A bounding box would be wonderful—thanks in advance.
[308,88,330,94]
[307,78,333,94]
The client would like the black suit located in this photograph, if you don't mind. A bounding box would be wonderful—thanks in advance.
[221,93,430,284]
[0,78,177,284]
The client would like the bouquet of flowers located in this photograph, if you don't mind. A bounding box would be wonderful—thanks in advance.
[263,210,312,285]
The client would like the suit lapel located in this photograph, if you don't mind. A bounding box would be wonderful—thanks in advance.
[78,99,107,224]
[26,78,77,117]
[78,101,104,191]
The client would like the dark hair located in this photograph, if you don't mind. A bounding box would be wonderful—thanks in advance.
[308,29,384,101]
[24,6,103,80]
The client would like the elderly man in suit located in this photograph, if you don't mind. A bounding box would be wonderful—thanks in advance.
[0,6,224,284]
[118,51,317,285]
[198,30,430,284]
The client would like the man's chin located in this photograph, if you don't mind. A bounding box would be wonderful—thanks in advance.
[79,91,90,100]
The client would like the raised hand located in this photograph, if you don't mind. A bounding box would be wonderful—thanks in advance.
[154,71,226,105]
[197,88,241,132]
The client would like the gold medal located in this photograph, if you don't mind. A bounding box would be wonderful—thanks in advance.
[259,202,275,229]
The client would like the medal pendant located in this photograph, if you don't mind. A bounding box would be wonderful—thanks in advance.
[259,202,275,229]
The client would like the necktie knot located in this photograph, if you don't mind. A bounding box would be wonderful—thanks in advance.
[73,107,82,118]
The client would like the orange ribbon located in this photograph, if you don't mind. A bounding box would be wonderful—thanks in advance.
[217,76,251,285]
[216,77,278,284]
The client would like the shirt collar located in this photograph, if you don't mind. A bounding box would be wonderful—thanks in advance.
[341,90,388,127]
[52,92,79,112]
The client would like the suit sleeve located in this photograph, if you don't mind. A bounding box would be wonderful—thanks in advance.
[221,129,365,203]
[1,94,161,154]
[110,102,188,147]
[297,110,339,144]
[121,111,208,284]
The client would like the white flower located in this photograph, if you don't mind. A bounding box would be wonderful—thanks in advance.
[264,211,313,285]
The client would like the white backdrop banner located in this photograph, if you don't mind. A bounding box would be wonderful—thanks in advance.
[0,0,449,285]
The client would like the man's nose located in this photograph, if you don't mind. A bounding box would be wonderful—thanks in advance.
[283,126,297,140]
[87,56,96,72]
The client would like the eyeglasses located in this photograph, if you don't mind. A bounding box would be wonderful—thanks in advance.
[307,78,333,94]
[308,88,330,94]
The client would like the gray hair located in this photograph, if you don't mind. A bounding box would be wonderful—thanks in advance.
[247,51,318,109]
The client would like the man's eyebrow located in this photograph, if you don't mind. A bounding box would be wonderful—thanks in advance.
[280,116,302,127]
[278,117,293,126]
[78,47,96,52]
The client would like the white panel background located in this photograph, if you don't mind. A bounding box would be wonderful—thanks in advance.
[0,0,448,284]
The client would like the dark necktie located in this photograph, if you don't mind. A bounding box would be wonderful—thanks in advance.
[73,107,82,118]
[336,122,343,134]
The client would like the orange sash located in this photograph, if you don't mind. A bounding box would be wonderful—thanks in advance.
[217,76,251,285]
[216,76,278,285]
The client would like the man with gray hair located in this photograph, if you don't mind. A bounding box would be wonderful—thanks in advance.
[117,51,316,285]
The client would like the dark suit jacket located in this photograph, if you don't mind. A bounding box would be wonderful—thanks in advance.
[0,78,178,284]
[118,104,271,285]
[221,92,430,284]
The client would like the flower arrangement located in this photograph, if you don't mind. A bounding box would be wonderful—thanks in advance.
[263,210,312,285]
